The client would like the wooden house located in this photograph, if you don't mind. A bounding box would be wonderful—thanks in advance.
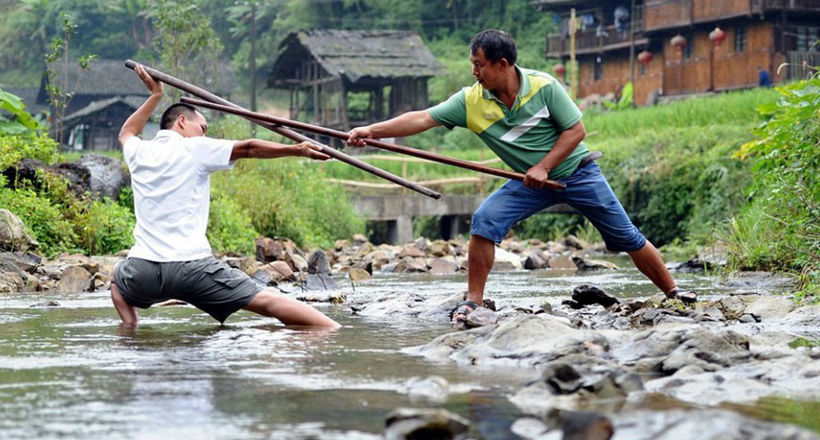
[537,0,820,106]
[267,30,444,131]
[38,59,238,150]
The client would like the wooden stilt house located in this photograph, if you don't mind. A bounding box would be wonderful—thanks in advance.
[267,30,444,132]
[537,0,820,106]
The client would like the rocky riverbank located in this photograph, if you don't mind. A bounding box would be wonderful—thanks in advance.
[1,217,817,439]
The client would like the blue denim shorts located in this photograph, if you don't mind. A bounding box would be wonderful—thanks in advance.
[471,162,646,252]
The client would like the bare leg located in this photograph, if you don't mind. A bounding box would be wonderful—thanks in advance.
[111,282,138,328]
[243,289,340,329]
[627,240,677,294]
[466,235,495,304]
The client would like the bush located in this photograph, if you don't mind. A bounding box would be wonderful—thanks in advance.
[0,132,60,170]
[207,193,258,254]
[729,78,820,293]
[212,158,364,249]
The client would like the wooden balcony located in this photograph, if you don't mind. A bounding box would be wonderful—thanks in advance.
[545,5,646,58]
[757,0,820,11]
[641,0,819,32]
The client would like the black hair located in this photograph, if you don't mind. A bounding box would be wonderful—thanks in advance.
[470,29,517,65]
[160,103,198,130]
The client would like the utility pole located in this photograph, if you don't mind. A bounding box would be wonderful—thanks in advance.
[249,1,257,136]
[628,0,636,108]
[570,8,577,100]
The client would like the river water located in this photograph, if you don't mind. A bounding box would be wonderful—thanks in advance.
[0,258,814,439]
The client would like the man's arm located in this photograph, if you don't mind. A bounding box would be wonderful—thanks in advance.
[523,121,586,189]
[119,64,163,146]
[230,139,331,162]
[347,110,441,146]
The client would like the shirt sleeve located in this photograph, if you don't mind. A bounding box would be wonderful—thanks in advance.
[190,137,237,173]
[428,89,467,130]
[545,81,583,130]
[121,136,142,167]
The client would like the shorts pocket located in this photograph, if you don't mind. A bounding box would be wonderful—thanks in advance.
[214,269,244,289]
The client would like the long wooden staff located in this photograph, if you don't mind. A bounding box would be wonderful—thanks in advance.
[124,60,442,200]
[179,97,568,191]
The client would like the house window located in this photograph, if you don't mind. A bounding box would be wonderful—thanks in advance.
[594,56,603,81]
[796,26,819,52]
[682,33,694,59]
[735,26,747,52]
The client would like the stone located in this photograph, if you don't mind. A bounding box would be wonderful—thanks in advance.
[77,154,128,200]
[523,250,548,270]
[395,256,428,273]
[351,233,368,246]
[549,255,579,270]
[384,408,469,440]
[572,285,620,308]
[398,244,426,258]
[493,247,523,271]
[429,258,459,274]
[348,268,372,282]
[57,266,92,292]
[255,237,284,262]
[0,271,25,293]
[406,376,449,403]
[286,250,308,273]
[307,250,332,275]
[562,235,586,249]
[465,307,498,328]
[427,240,451,257]
[0,209,38,252]
[304,273,339,291]
[572,256,618,271]
[561,411,614,440]
[262,261,295,282]
[744,295,796,319]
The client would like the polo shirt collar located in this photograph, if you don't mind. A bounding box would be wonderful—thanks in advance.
[481,65,530,106]
[154,129,183,140]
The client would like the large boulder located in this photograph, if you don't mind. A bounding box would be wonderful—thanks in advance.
[77,154,129,200]
[0,209,38,252]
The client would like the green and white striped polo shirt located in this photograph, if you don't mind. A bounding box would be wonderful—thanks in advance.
[428,66,588,180]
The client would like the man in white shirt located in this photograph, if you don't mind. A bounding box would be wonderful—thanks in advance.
[111,64,339,329]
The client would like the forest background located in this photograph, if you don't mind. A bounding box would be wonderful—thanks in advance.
[0,0,817,296]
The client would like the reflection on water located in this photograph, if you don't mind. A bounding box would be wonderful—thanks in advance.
[0,260,815,439]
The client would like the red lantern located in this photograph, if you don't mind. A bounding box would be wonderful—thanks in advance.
[637,50,653,66]
[671,34,687,55]
[553,64,566,77]
[709,26,726,46]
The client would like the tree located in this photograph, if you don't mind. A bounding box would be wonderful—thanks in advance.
[43,12,96,147]
[150,0,224,102]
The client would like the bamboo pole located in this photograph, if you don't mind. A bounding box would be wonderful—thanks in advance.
[180,97,568,191]
[123,60,441,199]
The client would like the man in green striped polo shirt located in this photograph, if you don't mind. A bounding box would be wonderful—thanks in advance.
[348,29,697,327]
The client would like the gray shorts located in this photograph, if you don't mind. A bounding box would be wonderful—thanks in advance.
[113,256,263,323]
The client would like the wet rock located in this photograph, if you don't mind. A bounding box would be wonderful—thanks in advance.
[0,209,38,252]
[395,256,428,273]
[255,237,284,262]
[572,285,620,308]
[412,314,609,368]
[307,250,332,275]
[561,411,614,440]
[30,300,60,307]
[510,418,550,439]
[571,256,618,271]
[0,271,25,293]
[429,257,459,274]
[612,326,751,374]
[362,250,390,270]
[384,408,469,440]
[296,291,345,303]
[285,250,308,273]
[259,261,295,283]
[743,295,796,319]
[562,235,586,250]
[549,255,578,270]
[718,296,746,319]
[726,271,799,293]
[464,307,498,328]
[611,409,820,440]
[348,268,372,282]
[427,240,451,257]
[304,273,339,291]
[738,313,760,323]
[406,376,449,403]
[398,244,426,258]
[493,247,523,271]
[57,266,92,292]
[523,250,548,270]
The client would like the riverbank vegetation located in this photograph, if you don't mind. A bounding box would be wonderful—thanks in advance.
[0,0,816,294]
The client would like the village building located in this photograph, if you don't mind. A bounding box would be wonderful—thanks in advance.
[267,30,444,133]
[37,59,238,151]
[536,0,820,106]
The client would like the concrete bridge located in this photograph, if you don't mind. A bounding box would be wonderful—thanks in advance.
[351,195,575,244]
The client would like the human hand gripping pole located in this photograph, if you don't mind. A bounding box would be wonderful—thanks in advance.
[123,60,442,199]
[178,97,567,191]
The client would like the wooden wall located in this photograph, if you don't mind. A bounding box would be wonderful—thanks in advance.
[692,0,752,22]
[577,52,663,106]
[645,0,691,31]
[663,21,775,95]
